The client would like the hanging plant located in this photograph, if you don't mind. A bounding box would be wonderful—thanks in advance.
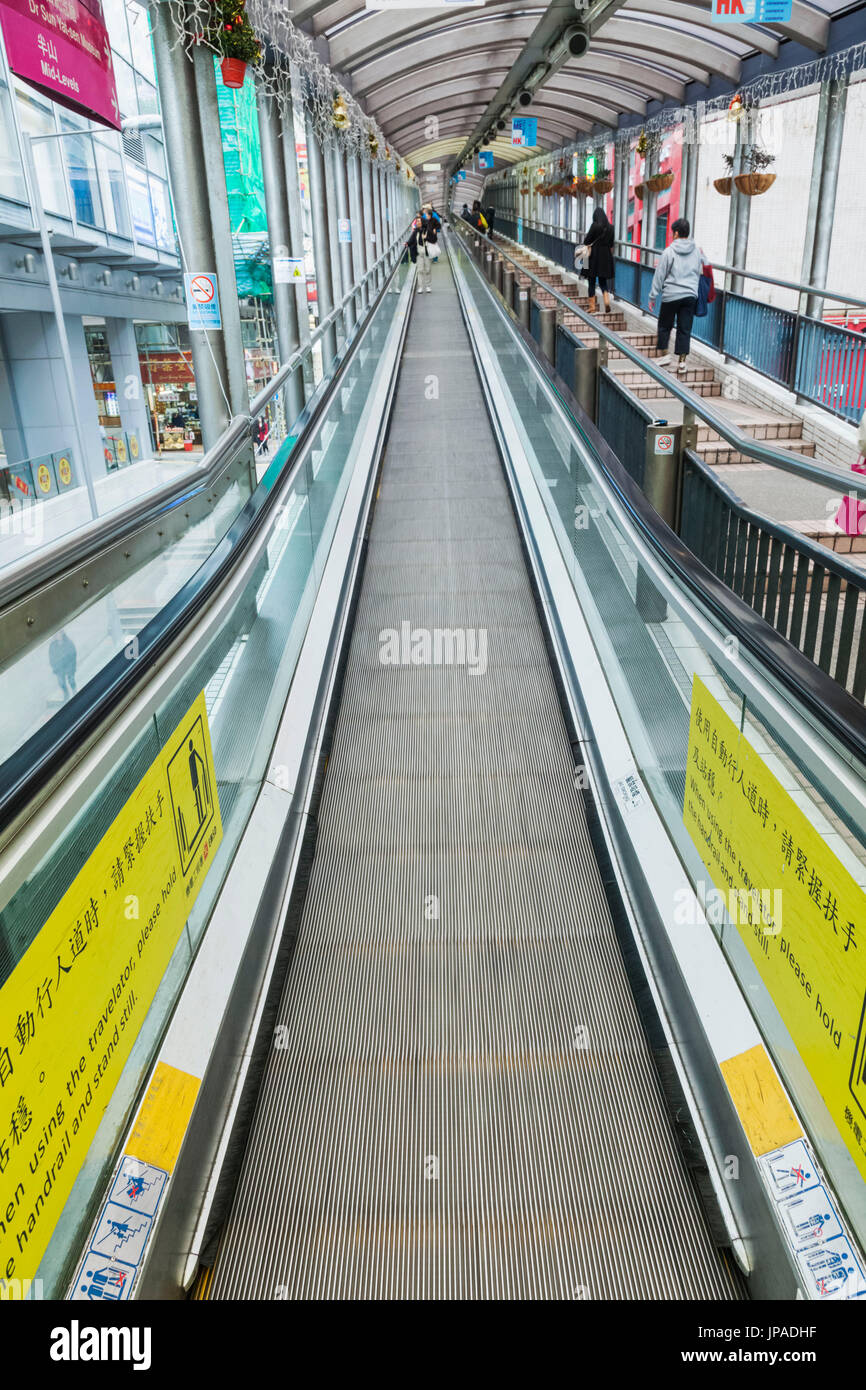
[714,177,733,196]
[592,170,613,194]
[633,181,647,201]
[721,146,776,196]
[207,0,261,87]
[646,169,674,194]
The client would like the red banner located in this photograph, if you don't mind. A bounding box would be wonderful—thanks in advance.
[0,0,120,131]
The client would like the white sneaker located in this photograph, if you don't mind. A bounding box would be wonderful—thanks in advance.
[417,285,423,294]
[426,286,432,293]
[655,354,672,367]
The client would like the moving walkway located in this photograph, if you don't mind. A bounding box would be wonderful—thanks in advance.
[3,226,865,1303]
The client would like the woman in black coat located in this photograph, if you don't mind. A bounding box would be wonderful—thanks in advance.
[575,207,615,314]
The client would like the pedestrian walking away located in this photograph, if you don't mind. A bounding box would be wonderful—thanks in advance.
[408,208,440,294]
[49,629,77,701]
[648,218,707,374]
[574,207,615,314]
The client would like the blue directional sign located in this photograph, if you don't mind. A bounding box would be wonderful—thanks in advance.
[512,117,537,148]
[710,0,792,22]
[477,151,494,169]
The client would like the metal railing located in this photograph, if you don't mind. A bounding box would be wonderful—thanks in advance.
[453,216,866,703]
[494,213,866,427]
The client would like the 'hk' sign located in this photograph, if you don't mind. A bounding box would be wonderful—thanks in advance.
[710,0,793,21]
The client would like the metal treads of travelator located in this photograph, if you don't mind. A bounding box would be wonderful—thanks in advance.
[208,247,737,1301]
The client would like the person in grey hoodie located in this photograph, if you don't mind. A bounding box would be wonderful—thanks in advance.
[648,217,705,375]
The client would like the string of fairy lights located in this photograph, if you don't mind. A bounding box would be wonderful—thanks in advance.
[161,0,415,180]
[487,39,866,190]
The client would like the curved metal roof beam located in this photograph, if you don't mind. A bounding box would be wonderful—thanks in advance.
[362,51,523,111]
[395,110,586,151]
[350,18,540,94]
[373,81,504,128]
[621,0,780,56]
[542,76,648,117]
[330,6,542,72]
[595,18,742,81]
[389,106,586,147]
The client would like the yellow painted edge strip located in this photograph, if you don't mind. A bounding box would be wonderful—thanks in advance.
[125,1060,201,1173]
[720,1043,803,1157]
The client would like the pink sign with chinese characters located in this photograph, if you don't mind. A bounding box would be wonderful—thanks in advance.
[0,0,120,130]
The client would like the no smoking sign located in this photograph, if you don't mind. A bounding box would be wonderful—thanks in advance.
[184,272,222,331]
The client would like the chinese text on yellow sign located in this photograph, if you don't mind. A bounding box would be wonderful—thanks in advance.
[0,691,221,1287]
[684,674,866,1179]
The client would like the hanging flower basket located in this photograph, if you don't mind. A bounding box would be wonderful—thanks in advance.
[593,178,614,194]
[713,177,733,196]
[574,176,594,195]
[734,172,776,196]
[646,169,674,194]
[633,181,647,201]
[220,56,247,87]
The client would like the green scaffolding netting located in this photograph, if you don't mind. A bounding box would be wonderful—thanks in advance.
[216,63,272,299]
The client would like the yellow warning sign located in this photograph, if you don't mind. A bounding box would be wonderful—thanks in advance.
[683,675,866,1183]
[57,456,72,488]
[0,691,221,1288]
[36,464,52,495]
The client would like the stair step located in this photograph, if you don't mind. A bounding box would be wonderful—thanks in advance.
[700,437,816,464]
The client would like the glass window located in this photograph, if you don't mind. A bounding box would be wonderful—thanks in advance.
[0,74,26,203]
[59,121,103,228]
[14,85,69,217]
[149,174,173,252]
[135,73,159,117]
[127,162,155,243]
[102,0,132,62]
[142,132,167,176]
[113,55,138,120]
[128,2,156,84]
[94,135,131,238]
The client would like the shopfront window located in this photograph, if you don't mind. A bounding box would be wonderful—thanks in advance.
[135,323,201,453]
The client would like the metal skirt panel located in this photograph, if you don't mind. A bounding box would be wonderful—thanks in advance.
[209,254,737,1301]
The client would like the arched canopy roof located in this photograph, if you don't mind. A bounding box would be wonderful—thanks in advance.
[293,0,844,205]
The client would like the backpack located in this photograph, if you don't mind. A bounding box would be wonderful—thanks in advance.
[696,260,715,317]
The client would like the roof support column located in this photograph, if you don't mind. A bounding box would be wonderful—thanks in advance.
[726,118,750,298]
[331,143,356,334]
[192,43,249,419]
[306,117,337,372]
[148,1,232,449]
[347,155,368,312]
[278,80,311,360]
[804,76,848,321]
[256,84,304,422]
[361,157,378,284]
[643,145,659,265]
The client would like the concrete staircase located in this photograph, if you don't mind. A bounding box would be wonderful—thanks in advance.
[501,243,818,471]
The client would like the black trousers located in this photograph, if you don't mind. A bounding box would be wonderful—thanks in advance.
[587,274,609,296]
[657,296,697,355]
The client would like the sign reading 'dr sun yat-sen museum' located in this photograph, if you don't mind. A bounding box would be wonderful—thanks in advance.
[0,0,120,131]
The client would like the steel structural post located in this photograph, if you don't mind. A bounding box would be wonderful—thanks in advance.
[331,143,356,332]
[347,155,368,312]
[360,157,377,280]
[278,82,311,355]
[643,146,659,264]
[256,84,304,421]
[805,76,849,321]
[305,118,337,371]
[192,44,249,418]
[321,138,345,345]
[149,2,230,448]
